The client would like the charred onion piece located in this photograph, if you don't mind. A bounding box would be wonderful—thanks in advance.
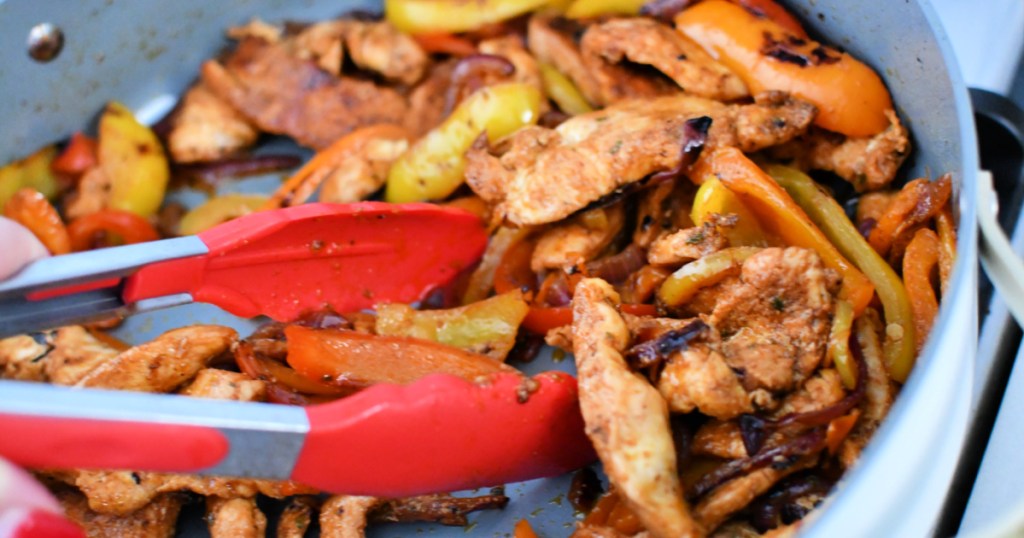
[176,154,301,182]
[444,53,517,115]
[649,116,712,184]
[369,493,509,526]
[584,244,648,284]
[689,427,827,500]
[640,0,696,22]
[748,473,834,533]
[740,335,869,455]
[625,319,708,371]
[569,467,605,514]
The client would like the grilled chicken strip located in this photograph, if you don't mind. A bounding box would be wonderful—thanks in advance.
[57,487,183,538]
[291,19,428,84]
[572,278,702,538]
[75,325,236,392]
[168,83,259,163]
[772,110,909,191]
[581,18,747,104]
[320,495,378,538]
[656,341,753,420]
[202,37,407,150]
[466,92,815,226]
[206,496,267,538]
[531,204,626,271]
[693,457,817,532]
[647,217,732,267]
[527,13,602,107]
[180,368,267,401]
[46,326,120,385]
[0,333,50,381]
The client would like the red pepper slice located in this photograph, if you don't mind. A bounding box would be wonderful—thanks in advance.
[51,132,98,178]
[412,32,478,56]
[67,209,160,251]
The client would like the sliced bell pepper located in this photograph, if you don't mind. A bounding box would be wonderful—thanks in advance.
[412,33,478,56]
[285,326,519,388]
[464,226,535,304]
[902,228,941,354]
[514,519,541,538]
[706,149,875,316]
[565,0,645,18]
[99,102,170,217]
[733,0,806,37]
[51,132,98,178]
[828,299,855,389]
[3,188,71,255]
[539,62,594,115]
[178,193,269,235]
[386,0,551,34]
[656,246,761,307]
[375,291,530,361]
[825,409,860,455]
[385,83,542,203]
[675,0,892,137]
[935,207,957,297]
[66,209,160,251]
[690,176,765,247]
[768,164,915,382]
[235,341,350,397]
[0,146,60,209]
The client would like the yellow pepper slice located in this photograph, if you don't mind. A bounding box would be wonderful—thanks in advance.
[385,83,542,203]
[386,0,551,34]
[702,148,875,316]
[539,63,594,115]
[178,194,269,235]
[0,146,59,209]
[828,299,856,389]
[565,0,645,18]
[768,164,916,383]
[690,176,765,247]
[375,291,530,362]
[657,246,761,308]
[100,102,170,217]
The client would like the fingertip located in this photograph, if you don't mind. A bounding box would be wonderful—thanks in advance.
[0,508,84,538]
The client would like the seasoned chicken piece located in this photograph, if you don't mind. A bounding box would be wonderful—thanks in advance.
[527,13,602,107]
[46,326,120,385]
[708,248,835,393]
[168,83,259,163]
[278,496,319,538]
[773,369,845,417]
[319,134,409,203]
[693,457,816,532]
[202,38,407,150]
[0,333,50,381]
[692,420,747,459]
[64,166,111,220]
[405,59,455,137]
[531,204,626,271]
[344,20,429,85]
[291,20,348,74]
[656,343,752,420]
[774,111,910,191]
[545,325,574,352]
[70,470,161,515]
[57,487,182,538]
[75,325,237,392]
[465,93,814,226]
[647,217,732,267]
[572,278,702,538]
[227,17,283,43]
[206,496,267,538]
[180,368,267,401]
[320,495,378,538]
[581,18,747,104]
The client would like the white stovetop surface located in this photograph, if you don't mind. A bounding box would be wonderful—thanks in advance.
[930,0,1024,95]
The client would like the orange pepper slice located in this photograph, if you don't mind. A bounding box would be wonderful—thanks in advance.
[676,0,893,137]
[66,209,160,251]
[285,326,517,387]
[902,228,941,353]
[3,187,70,255]
[412,32,478,56]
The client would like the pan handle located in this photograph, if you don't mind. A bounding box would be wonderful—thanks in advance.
[974,89,1024,327]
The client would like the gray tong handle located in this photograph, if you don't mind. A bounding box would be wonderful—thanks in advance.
[0,235,206,298]
[978,170,1024,327]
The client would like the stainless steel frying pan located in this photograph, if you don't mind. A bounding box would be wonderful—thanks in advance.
[0,0,981,535]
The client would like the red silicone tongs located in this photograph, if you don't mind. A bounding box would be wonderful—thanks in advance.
[0,202,596,495]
